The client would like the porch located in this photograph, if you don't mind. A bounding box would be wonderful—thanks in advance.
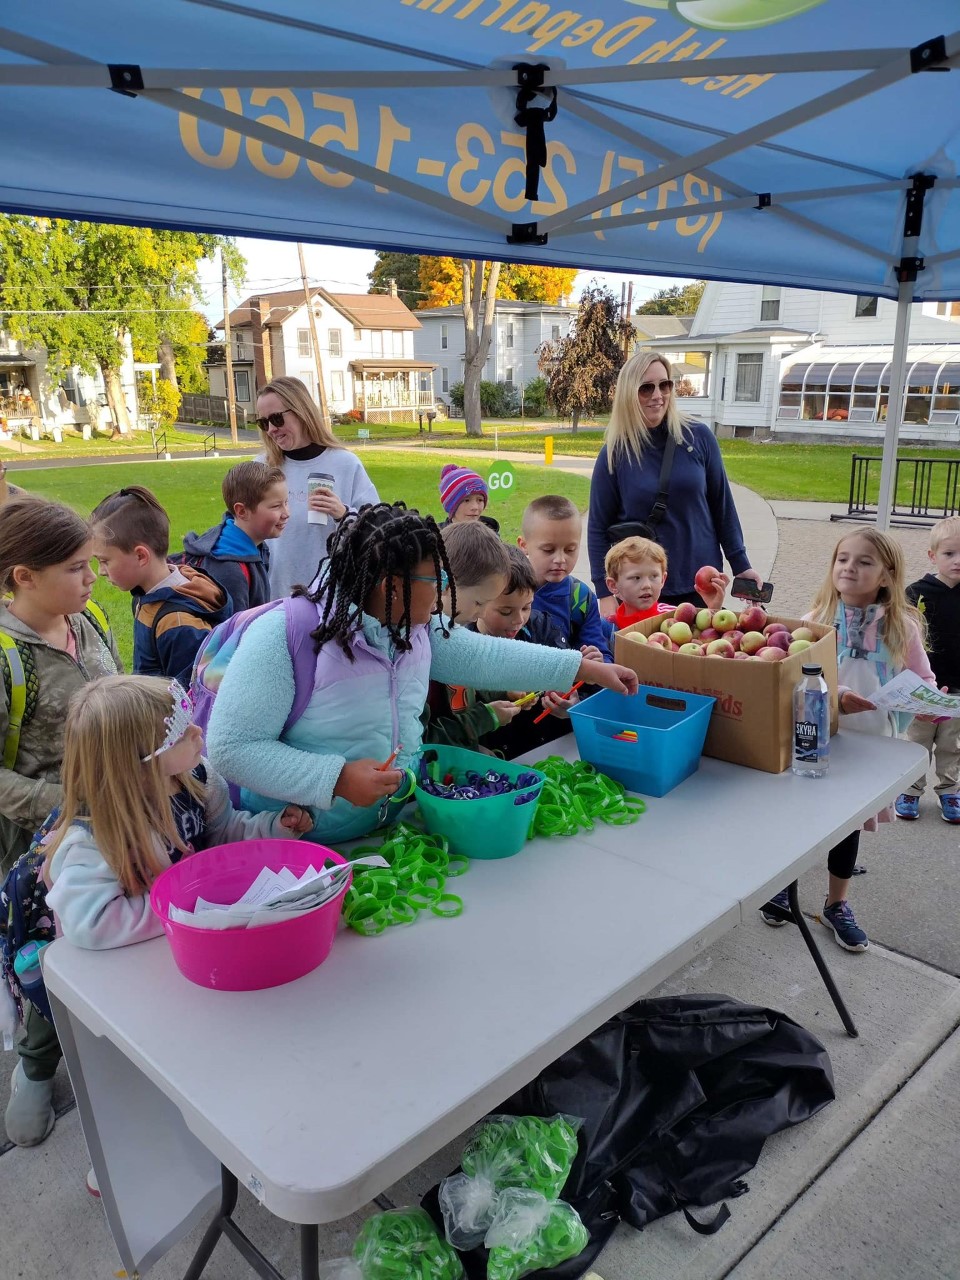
[350,359,436,423]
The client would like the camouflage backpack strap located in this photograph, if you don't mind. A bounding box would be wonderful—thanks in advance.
[0,633,39,771]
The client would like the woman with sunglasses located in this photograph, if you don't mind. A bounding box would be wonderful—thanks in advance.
[588,351,762,613]
[256,376,378,598]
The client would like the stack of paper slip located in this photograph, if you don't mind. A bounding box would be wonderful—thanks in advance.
[168,862,352,931]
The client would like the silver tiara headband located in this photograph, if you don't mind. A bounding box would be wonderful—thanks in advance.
[141,680,193,762]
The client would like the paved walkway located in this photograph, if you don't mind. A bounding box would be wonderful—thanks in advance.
[2,464,958,1280]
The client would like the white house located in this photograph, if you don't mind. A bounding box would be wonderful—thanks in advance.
[208,284,436,422]
[0,327,140,440]
[415,300,578,409]
[647,282,960,444]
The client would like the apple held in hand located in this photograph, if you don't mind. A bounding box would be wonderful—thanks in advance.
[668,620,693,645]
[695,565,720,597]
[674,602,699,626]
[740,630,766,654]
[713,609,737,633]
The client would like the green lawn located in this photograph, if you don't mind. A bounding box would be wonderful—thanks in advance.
[14,451,590,668]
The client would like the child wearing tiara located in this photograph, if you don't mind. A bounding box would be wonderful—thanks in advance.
[45,675,312,950]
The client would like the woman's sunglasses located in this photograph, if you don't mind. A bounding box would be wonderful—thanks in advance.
[638,380,674,398]
[256,410,289,431]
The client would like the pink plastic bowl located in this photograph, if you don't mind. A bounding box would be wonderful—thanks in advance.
[149,839,351,991]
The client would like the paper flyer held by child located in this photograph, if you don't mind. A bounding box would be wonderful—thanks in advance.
[868,670,960,718]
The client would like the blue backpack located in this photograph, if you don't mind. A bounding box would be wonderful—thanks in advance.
[0,809,60,1025]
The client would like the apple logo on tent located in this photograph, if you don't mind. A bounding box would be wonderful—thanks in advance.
[624,0,827,32]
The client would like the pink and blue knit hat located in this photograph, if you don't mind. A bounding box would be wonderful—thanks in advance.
[439,464,488,517]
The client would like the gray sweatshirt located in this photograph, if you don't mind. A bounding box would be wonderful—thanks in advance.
[267,448,379,599]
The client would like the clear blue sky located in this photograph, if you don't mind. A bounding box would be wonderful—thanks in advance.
[195,237,696,325]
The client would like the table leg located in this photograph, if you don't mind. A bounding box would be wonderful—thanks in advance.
[787,880,859,1039]
[300,1226,320,1280]
[181,1165,287,1280]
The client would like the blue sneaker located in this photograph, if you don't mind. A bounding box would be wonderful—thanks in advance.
[939,795,960,824]
[820,899,869,952]
[759,888,792,927]
[895,793,920,820]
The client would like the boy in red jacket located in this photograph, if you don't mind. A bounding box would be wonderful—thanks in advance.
[605,536,727,629]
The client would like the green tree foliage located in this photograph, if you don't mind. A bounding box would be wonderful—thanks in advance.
[367,251,422,309]
[538,284,634,432]
[0,217,243,432]
[635,280,705,316]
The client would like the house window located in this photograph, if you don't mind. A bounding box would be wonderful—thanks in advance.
[504,322,514,348]
[441,367,449,393]
[372,331,383,356]
[935,301,960,318]
[734,353,763,402]
[759,286,780,322]
[331,370,345,401]
[354,326,362,341]
[234,336,247,361]
[441,324,448,350]
[505,367,514,386]
[297,328,311,357]
[328,329,342,358]
[233,370,251,402]
[855,295,879,318]
[551,324,561,341]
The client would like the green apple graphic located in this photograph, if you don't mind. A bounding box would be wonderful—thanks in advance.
[625,0,828,31]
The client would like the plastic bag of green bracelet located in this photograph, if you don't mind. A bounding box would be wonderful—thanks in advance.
[485,1188,589,1280]
[439,1114,581,1250]
[338,1207,463,1280]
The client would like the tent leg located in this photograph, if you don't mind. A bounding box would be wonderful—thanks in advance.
[875,278,914,531]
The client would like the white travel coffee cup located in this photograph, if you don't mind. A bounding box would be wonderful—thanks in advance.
[307,472,336,525]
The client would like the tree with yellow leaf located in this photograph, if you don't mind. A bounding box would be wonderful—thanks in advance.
[414,256,576,309]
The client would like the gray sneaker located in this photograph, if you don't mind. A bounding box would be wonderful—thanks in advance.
[5,1061,55,1147]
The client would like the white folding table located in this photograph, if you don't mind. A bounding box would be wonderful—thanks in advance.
[43,731,926,1280]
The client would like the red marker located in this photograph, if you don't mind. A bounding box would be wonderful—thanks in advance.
[377,744,402,771]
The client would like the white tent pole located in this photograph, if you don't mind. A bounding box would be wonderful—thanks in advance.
[875,278,914,530]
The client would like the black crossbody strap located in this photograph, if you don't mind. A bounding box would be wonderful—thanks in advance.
[646,434,677,530]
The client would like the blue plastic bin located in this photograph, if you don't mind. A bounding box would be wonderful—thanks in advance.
[568,685,716,797]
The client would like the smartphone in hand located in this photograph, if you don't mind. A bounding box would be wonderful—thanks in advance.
[731,576,774,603]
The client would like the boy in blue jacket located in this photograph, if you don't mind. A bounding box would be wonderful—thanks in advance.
[180,461,288,613]
[518,495,613,662]
[91,486,231,687]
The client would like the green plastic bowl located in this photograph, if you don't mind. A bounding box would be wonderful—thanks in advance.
[415,746,545,859]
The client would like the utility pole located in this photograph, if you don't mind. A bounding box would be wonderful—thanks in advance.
[623,280,634,359]
[221,250,239,444]
[297,242,330,423]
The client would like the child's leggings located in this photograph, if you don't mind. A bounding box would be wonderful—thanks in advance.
[827,830,860,880]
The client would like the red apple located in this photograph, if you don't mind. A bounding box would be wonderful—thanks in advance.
[738,605,767,633]
[763,622,790,637]
[695,565,720,597]
[732,652,751,660]
[713,609,737,633]
[726,630,744,651]
[699,627,720,642]
[646,632,672,649]
[659,617,673,634]
[695,608,713,632]
[740,630,766,654]
[674,602,698,627]
[667,620,693,645]
[756,646,786,661]
[706,638,735,657]
[767,631,791,651]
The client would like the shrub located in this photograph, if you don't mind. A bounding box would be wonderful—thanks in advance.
[138,379,181,430]
[448,382,465,412]
[480,380,519,418]
[522,376,550,417]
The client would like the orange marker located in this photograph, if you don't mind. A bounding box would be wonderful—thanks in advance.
[533,681,584,725]
[377,745,402,771]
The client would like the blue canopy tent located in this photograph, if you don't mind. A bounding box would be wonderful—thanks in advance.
[2,0,959,528]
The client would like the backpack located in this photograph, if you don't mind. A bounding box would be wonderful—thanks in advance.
[0,601,112,771]
[170,550,251,589]
[0,808,61,1024]
[189,594,320,744]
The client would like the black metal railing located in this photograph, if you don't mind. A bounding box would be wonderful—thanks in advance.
[154,431,167,460]
[837,454,960,524]
[202,432,217,457]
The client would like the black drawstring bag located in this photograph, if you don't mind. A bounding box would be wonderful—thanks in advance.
[422,995,834,1279]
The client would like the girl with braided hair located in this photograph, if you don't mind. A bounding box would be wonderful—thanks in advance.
[206,502,638,845]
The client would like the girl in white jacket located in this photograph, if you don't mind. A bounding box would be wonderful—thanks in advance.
[45,674,312,951]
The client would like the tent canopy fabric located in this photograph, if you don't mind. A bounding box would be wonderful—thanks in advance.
[1,1,958,303]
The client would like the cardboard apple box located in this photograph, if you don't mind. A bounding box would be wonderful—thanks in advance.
[614,613,839,773]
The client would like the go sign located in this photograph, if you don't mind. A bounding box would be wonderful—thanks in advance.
[487,464,516,493]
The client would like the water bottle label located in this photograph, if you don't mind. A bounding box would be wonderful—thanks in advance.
[795,720,819,762]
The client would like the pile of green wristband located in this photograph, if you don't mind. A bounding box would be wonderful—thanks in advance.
[460,1115,579,1200]
[486,1196,590,1280]
[353,1208,463,1280]
[342,822,468,936]
[530,757,646,837]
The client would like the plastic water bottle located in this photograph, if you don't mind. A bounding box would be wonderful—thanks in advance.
[793,664,830,777]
